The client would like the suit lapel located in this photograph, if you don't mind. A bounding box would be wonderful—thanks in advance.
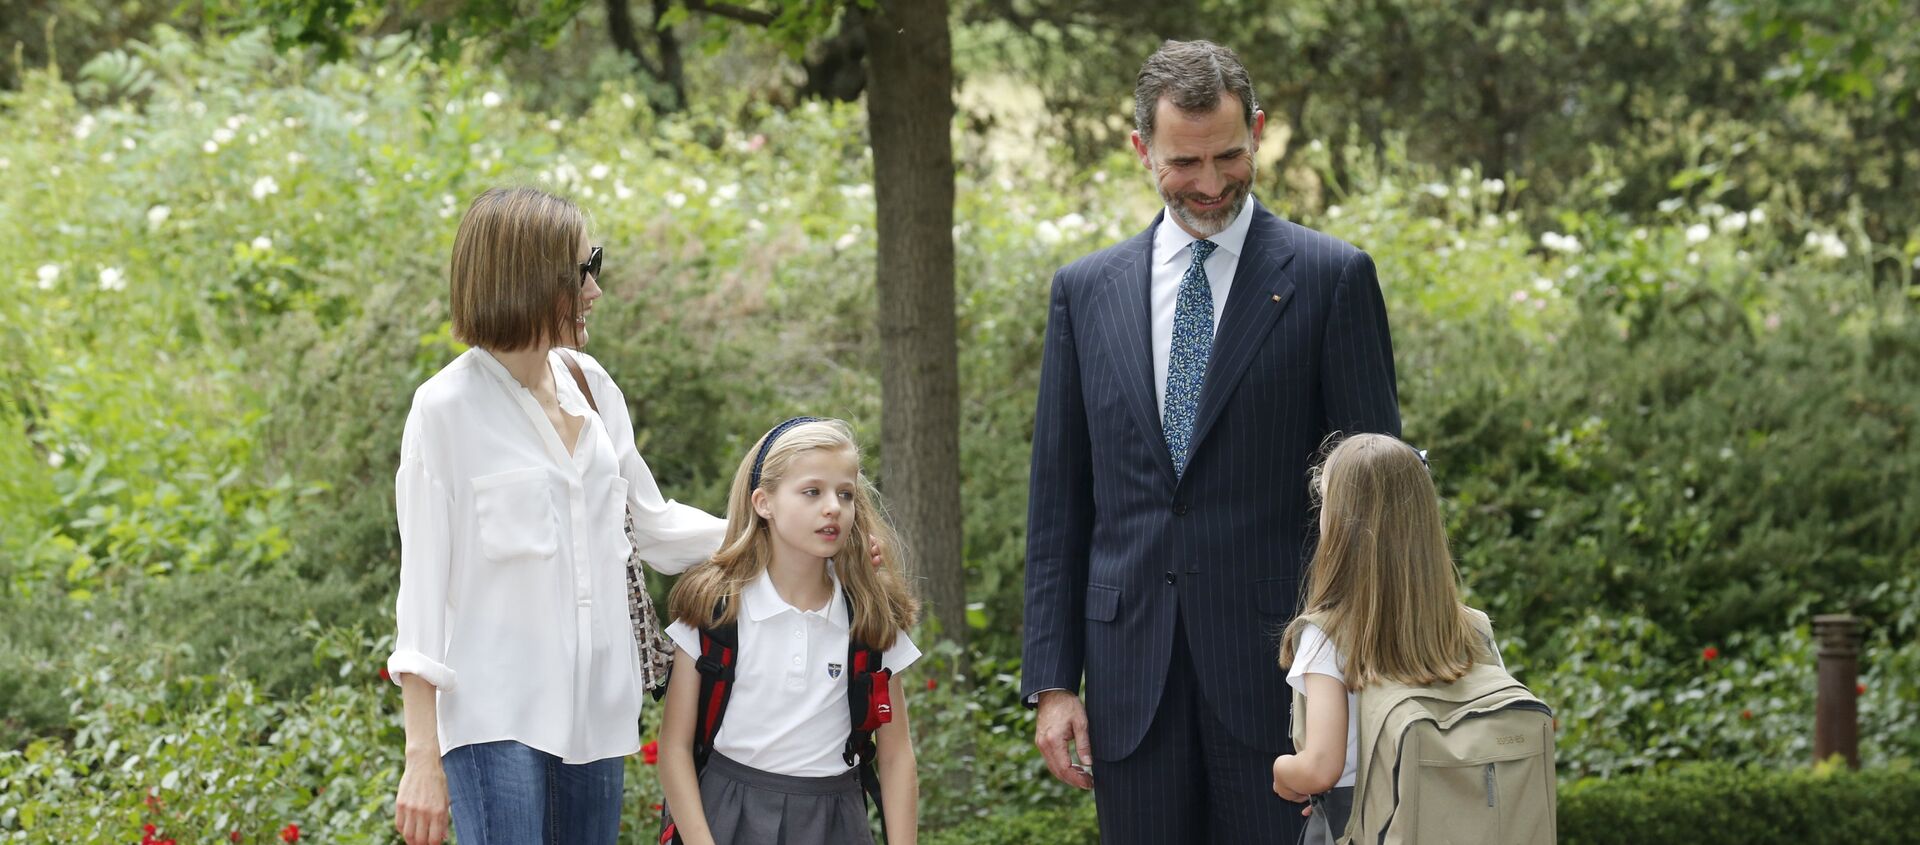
[1185,202,1298,465]
[1108,215,1179,488]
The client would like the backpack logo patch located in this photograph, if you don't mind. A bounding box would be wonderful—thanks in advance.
[827,662,843,679]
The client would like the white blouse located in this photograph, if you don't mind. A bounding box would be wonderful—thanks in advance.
[666,566,920,777]
[387,348,726,764]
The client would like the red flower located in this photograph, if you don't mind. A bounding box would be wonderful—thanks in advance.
[145,824,157,836]
[231,832,243,843]
[1701,646,1719,661]
[651,803,664,812]
[144,792,161,811]
[1741,709,1754,720]
[926,677,937,691]
[641,740,659,765]
[280,823,300,843]
[378,667,391,682]
[1857,683,1867,696]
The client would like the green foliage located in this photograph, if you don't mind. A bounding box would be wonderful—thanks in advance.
[3,21,1919,841]
[1559,760,1920,845]
[919,762,1920,845]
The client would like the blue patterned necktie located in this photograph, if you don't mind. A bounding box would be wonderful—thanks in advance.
[1165,239,1217,477]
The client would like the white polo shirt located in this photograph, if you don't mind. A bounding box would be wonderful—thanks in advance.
[666,567,920,777]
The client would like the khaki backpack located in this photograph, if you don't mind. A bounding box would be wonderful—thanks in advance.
[1288,607,1557,845]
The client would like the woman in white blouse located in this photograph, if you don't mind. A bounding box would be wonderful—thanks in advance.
[387,187,727,845]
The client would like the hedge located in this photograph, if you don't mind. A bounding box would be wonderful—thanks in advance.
[922,763,1920,845]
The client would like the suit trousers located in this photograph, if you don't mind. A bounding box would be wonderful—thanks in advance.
[1092,613,1307,845]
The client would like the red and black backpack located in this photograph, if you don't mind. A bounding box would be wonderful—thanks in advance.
[660,592,895,844]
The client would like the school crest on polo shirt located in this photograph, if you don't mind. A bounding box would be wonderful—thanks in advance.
[827,662,843,679]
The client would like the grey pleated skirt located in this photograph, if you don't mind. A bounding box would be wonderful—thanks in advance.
[698,752,875,845]
[1304,786,1355,845]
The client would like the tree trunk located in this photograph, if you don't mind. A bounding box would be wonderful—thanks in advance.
[801,6,869,102]
[861,0,964,651]
[650,0,687,111]
[605,0,685,113]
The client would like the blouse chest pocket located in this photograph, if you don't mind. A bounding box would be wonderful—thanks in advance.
[472,467,559,564]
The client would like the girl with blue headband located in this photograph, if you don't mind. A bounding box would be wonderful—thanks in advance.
[660,418,922,845]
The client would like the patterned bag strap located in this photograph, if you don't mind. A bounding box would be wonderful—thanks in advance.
[558,351,599,413]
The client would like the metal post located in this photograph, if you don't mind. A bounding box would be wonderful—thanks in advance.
[1813,614,1861,769]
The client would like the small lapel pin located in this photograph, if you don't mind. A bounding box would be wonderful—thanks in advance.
[1270,294,1282,302]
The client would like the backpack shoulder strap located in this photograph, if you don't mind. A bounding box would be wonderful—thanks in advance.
[558,350,600,414]
[1463,606,1500,665]
[690,597,738,770]
[841,588,893,842]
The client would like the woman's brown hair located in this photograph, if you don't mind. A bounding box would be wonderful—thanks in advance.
[668,419,920,648]
[1279,433,1480,689]
[448,186,585,352]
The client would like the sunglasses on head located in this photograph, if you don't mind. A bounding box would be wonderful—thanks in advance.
[579,246,603,285]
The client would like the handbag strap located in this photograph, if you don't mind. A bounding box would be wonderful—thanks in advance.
[558,350,600,414]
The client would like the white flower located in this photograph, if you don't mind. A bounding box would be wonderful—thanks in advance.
[1700,202,1725,219]
[1718,211,1748,233]
[621,93,637,109]
[1749,208,1766,225]
[1481,178,1506,195]
[203,141,219,154]
[0,156,11,169]
[747,219,766,233]
[48,452,64,468]
[1685,224,1711,244]
[834,229,860,251]
[665,192,687,209]
[1657,197,1685,213]
[252,236,273,251]
[286,151,304,166]
[837,183,871,199]
[1764,313,1782,330]
[283,117,298,128]
[147,205,170,227]
[212,127,235,145]
[1093,171,1108,183]
[547,119,563,132]
[226,115,244,129]
[1540,232,1582,254]
[685,177,708,195]
[1632,227,1649,241]
[251,175,280,200]
[1719,447,1735,460]
[1804,231,1848,259]
[615,181,634,200]
[1036,220,1062,245]
[1511,289,1530,303]
[36,264,60,289]
[1533,277,1555,293]
[74,114,96,140]
[1422,183,1450,198]
[716,183,740,202]
[1687,251,1700,265]
[1326,205,1343,219]
[589,164,611,181]
[121,138,136,150]
[97,267,126,291]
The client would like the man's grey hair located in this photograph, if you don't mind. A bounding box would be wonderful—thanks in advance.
[1133,40,1259,150]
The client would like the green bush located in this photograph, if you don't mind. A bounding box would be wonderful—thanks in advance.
[1560,761,1920,845]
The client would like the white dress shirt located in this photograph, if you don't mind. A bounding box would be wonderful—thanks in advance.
[388,347,726,764]
[667,565,921,777]
[1151,195,1258,421]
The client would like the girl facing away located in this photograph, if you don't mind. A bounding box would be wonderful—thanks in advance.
[659,417,922,845]
[1270,433,1506,841]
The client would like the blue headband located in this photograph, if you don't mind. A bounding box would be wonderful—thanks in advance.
[749,416,823,490]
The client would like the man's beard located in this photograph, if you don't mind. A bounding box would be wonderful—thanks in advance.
[1161,166,1254,238]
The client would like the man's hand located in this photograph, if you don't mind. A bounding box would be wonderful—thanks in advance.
[395,750,451,845]
[1034,690,1094,790]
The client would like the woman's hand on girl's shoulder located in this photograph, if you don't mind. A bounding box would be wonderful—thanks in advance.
[869,536,884,567]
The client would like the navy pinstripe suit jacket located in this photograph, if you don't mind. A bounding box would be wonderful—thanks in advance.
[1021,200,1401,761]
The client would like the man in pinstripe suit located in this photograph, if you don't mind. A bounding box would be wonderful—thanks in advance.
[1022,40,1401,844]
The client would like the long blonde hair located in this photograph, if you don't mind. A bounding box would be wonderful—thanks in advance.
[1279,433,1479,689]
[668,419,920,648]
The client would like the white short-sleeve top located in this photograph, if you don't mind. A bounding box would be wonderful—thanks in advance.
[387,348,726,764]
[1287,621,1510,789]
[666,566,920,777]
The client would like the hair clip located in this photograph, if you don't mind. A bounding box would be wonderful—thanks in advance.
[1410,446,1430,470]
[750,416,823,490]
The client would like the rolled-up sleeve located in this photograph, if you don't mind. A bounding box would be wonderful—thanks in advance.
[389,440,458,690]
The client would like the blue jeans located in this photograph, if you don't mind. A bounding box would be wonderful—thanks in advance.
[442,740,624,845]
